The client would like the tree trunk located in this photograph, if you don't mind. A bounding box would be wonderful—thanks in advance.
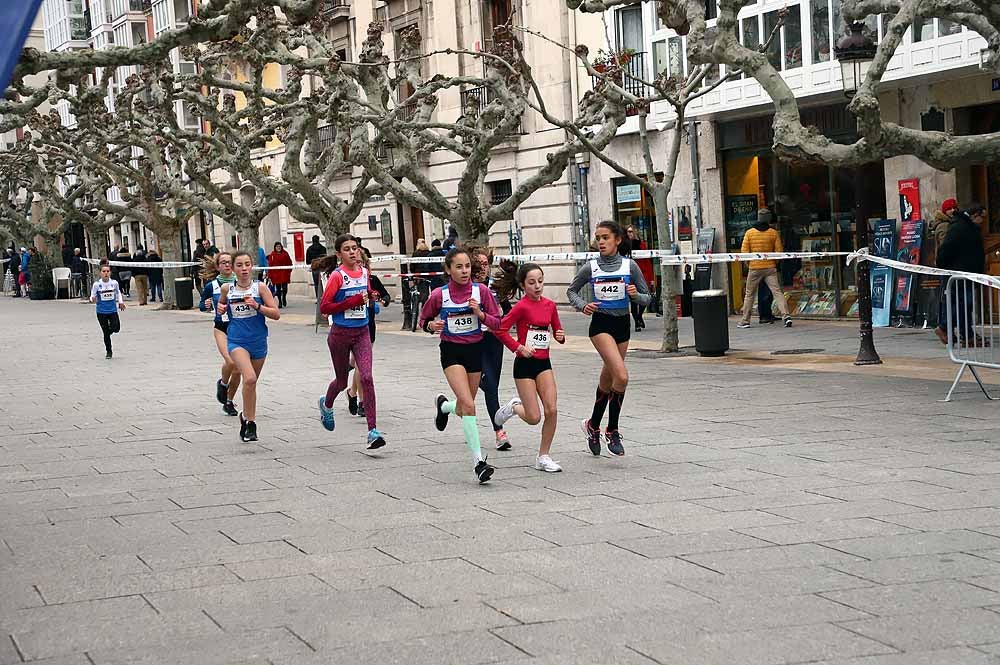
[238,224,261,266]
[652,187,680,353]
[158,232,182,310]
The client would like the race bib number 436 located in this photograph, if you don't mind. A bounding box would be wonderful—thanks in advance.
[529,328,550,350]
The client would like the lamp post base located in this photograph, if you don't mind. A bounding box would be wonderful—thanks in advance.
[855,330,883,365]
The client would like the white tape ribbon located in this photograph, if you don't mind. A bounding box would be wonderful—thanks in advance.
[847,248,1000,289]
[491,250,851,264]
[84,257,199,268]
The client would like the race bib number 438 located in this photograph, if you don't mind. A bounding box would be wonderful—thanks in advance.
[100,289,116,301]
[447,313,479,334]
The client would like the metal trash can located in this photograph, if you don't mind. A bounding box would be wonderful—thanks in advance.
[692,289,729,357]
[174,277,194,310]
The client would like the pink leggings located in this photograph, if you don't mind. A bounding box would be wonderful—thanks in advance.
[325,324,376,430]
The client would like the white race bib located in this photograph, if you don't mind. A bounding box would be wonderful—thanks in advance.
[230,301,256,319]
[345,303,367,319]
[528,327,550,350]
[594,280,625,301]
[99,289,116,301]
[447,313,478,334]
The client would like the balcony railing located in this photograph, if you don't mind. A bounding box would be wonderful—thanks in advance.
[459,85,521,134]
[320,0,350,21]
[590,52,647,117]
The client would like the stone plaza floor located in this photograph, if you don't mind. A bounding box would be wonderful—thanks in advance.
[4,295,1000,664]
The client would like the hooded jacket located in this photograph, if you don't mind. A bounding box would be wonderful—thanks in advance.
[937,212,985,274]
[741,217,783,270]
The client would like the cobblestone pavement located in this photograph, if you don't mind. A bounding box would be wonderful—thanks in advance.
[4,296,1000,664]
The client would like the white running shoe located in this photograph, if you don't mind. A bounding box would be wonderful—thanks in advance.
[494,397,522,428]
[535,455,562,473]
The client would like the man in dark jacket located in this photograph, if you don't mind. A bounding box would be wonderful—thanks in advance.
[936,204,986,345]
[305,235,326,300]
[8,247,21,296]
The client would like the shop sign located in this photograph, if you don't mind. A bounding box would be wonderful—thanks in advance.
[892,219,925,313]
[616,184,642,203]
[898,178,921,221]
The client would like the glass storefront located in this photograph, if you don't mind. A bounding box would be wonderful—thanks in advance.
[720,107,887,317]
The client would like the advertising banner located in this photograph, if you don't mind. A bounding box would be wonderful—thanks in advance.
[898,178,921,222]
[871,219,896,327]
[892,219,925,313]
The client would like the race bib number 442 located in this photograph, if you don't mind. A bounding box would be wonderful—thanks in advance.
[595,280,625,301]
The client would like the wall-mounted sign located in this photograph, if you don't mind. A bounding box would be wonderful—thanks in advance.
[616,184,642,204]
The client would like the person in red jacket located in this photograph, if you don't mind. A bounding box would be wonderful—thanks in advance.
[626,226,654,331]
[492,263,566,473]
[265,242,293,308]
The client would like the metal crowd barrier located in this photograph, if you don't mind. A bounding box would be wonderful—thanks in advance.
[944,275,1000,402]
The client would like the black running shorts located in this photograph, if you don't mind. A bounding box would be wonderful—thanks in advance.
[513,356,552,380]
[214,320,230,334]
[440,340,484,373]
[588,311,631,344]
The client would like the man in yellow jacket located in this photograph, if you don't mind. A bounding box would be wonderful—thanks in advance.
[738,208,792,328]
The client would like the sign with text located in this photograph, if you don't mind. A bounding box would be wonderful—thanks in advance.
[898,178,921,221]
[892,219,925,313]
[871,219,896,327]
[0,1,43,94]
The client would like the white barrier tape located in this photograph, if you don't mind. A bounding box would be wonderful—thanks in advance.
[491,250,851,264]
[372,271,445,278]
[847,248,1000,289]
[369,255,449,264]
[84,257,199,268]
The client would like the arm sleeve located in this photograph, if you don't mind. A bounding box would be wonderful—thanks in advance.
[629,261,652,306]
[493,301,522,353]
[199,283,214,311]
[418,289,443,330]
[115,282,124,304]
[371,274,390,302]
[90,282,99,300]
[566,263,592,311]
[550,301,564,336]
[741,230,751,254]
[478,284,503,331]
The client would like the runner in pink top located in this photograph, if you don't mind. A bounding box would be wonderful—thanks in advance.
[491,263,566,472]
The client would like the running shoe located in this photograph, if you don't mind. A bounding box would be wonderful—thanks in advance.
[495,430,512,451]
[606,429,625,456]
[105,351,112,359]
[475,457,495,483]
[783,316,793,328]
[366,429,387,450]
[581,419,601,456]
[243,420,258,443]
[318,396,336,431]
[535,455,563,473]
[435,394,449,431]
[736,322,751,329]
[348,392,358,416]
[216,379,227,405]
[494,397,521,429]
[357,402,366,418]
[222,401,238,417]
[239,412,248,441]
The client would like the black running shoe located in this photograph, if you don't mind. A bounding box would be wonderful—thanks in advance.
[435,394,449,431]
[582,419,601,456]
[222,401,238,417]
[475,458,495,483]
[357,402,366,418]
[348,392,358,416]
[243,420,258,443]
[105,351,112,359]
[239,412,248,441]
[216,379,227,405]
[606,429,625,456]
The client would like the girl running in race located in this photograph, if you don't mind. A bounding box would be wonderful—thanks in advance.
[90,259,125,359]
[419,247,503,483]
[492,263,565,472]
[567,220,651,457]
[216,250,280,443]
[346,249,390,420]
[469,245,513,451]
[199,252,240,416]
[317,234,386,449]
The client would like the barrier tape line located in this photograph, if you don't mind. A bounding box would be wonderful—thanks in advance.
[491,250,852,264]
[847,248,1000,289]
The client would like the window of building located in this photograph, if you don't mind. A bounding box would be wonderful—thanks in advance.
[652,40,667,77]
[811,0,832,63]
[704,0,717,21]
[938,18,963,36]
[763,4,802,71]
[488,179,513,212]
[912,16,935,42]
[668,35,684,77]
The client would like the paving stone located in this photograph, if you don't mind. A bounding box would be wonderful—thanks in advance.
[812,647,1000,665]
[832,553,1000,585]
[738,517,917,546]
[88,627,313,665]
[681,543,866,573]
[821,530,1000,559]
[840,608,1000,651]
[822,579,1000,615]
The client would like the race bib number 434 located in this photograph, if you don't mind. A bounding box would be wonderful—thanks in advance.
[595,280,625,301]
[231,302,256,319]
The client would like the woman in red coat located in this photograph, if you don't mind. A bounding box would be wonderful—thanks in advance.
[266,242,294,308]
[626,226,655,331]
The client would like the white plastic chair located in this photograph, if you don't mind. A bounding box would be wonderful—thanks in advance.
[51,267,71,299]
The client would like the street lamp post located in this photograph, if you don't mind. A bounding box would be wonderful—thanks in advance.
[836,22,881,365]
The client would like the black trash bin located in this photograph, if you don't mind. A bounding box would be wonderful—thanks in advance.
[175,277,194,310]
[692,289,729,357]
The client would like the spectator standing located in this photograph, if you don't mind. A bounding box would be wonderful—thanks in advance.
[427,238,446,289]
[147,248,164,302]
[305,235,327,301]
[626,225,653,331]
[69,248,86,298]
[9,247,22,297]
[20,247,31,294]
[935,203,986,346]
[132,245,149,305]
[737,208,792,328]
[115,243,132,298]
[266,241,293,308]
[192,238,207,291]
[403,238,431,330]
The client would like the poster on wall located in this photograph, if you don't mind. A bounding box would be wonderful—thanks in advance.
[694,228,716,291]
[616,184,642,204]
[725,195,758,251]
[674,205,694,254]
[898,178,921,222]
[871,219,896,327]
[892,219,925,313]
